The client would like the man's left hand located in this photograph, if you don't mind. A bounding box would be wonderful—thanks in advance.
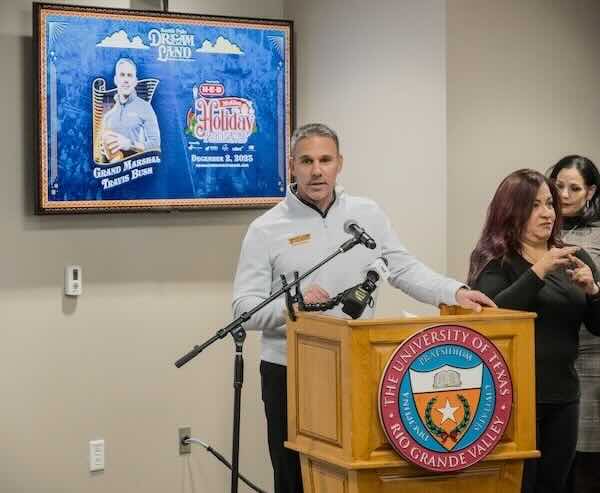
[455,288,496,312]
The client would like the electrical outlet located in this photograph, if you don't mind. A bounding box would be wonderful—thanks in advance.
[178,426,191,455]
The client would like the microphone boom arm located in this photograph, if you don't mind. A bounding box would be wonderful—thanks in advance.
[175,238,364,367]
[174,233,371,493]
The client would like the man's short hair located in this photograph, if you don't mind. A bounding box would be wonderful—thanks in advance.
[290,123,339,156]
[115,57,137,75]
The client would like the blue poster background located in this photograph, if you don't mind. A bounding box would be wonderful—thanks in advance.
[43,12,289,204]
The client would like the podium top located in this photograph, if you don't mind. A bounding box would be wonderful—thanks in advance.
[293,306,536,328]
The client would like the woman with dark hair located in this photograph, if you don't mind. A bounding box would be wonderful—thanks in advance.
[468,169,600,493]
[549,155,600,493]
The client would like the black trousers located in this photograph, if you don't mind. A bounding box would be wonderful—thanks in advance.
[566,451,600,493]
[521,401,579,493]
[260,360,303,493]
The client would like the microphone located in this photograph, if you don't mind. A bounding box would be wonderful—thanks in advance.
[341,257,389,319]
[343,220,376,249]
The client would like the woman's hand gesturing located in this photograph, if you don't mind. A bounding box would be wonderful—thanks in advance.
[530,246,580,279]
[566,255,599,295]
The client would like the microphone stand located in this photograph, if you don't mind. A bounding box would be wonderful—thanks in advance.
[174,236,363,493]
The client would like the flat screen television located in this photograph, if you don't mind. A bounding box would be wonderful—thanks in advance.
[33,2,293,213]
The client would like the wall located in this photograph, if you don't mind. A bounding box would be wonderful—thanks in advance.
[447,0,600,280]
[1,1,448,490]
[0,1,282,492]
[9,0,592,491]
[286,0,448,316]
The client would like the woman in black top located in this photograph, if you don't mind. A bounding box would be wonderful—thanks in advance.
[467,169,600,493]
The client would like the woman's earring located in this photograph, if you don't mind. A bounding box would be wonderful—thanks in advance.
[586,199,591,211]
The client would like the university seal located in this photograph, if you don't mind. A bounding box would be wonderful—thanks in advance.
[378,324,512,472]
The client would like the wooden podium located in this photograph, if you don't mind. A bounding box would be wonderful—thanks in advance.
[285,307,540,493]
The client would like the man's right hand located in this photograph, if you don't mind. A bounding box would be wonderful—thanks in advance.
[302,284,330,304]
[102,130,132,153]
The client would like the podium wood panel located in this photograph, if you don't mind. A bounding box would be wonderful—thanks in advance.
[286,307,539,493]
[297,337,342,445]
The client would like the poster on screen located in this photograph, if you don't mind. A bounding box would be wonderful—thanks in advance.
[34,2,292,214]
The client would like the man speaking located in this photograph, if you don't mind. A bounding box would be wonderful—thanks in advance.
[232,123,494,493]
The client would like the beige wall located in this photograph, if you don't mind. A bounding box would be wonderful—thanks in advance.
[1,1,448,491]
[286,0,448,316]
[5,0,600,492]
[1,1,281,493]
[447,0,600,280]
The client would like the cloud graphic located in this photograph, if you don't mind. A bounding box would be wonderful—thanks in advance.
[197,36,244,55]
[97,30,149,49]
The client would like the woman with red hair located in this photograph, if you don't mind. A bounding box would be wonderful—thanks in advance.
[468,169,600,493]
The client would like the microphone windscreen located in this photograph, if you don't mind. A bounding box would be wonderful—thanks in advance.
[343,219,358,234]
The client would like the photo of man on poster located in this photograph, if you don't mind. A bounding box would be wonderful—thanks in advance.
[100,57,161,163]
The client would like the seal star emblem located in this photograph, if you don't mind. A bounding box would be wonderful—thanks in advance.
[437,399,459,423]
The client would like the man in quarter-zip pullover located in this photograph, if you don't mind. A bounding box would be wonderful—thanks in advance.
[232,123,494,493]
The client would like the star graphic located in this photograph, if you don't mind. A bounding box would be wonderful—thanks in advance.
[437,399,459,424]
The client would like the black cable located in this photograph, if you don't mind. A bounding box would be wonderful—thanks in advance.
[184,437,268,493]
[299,291,346,312]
